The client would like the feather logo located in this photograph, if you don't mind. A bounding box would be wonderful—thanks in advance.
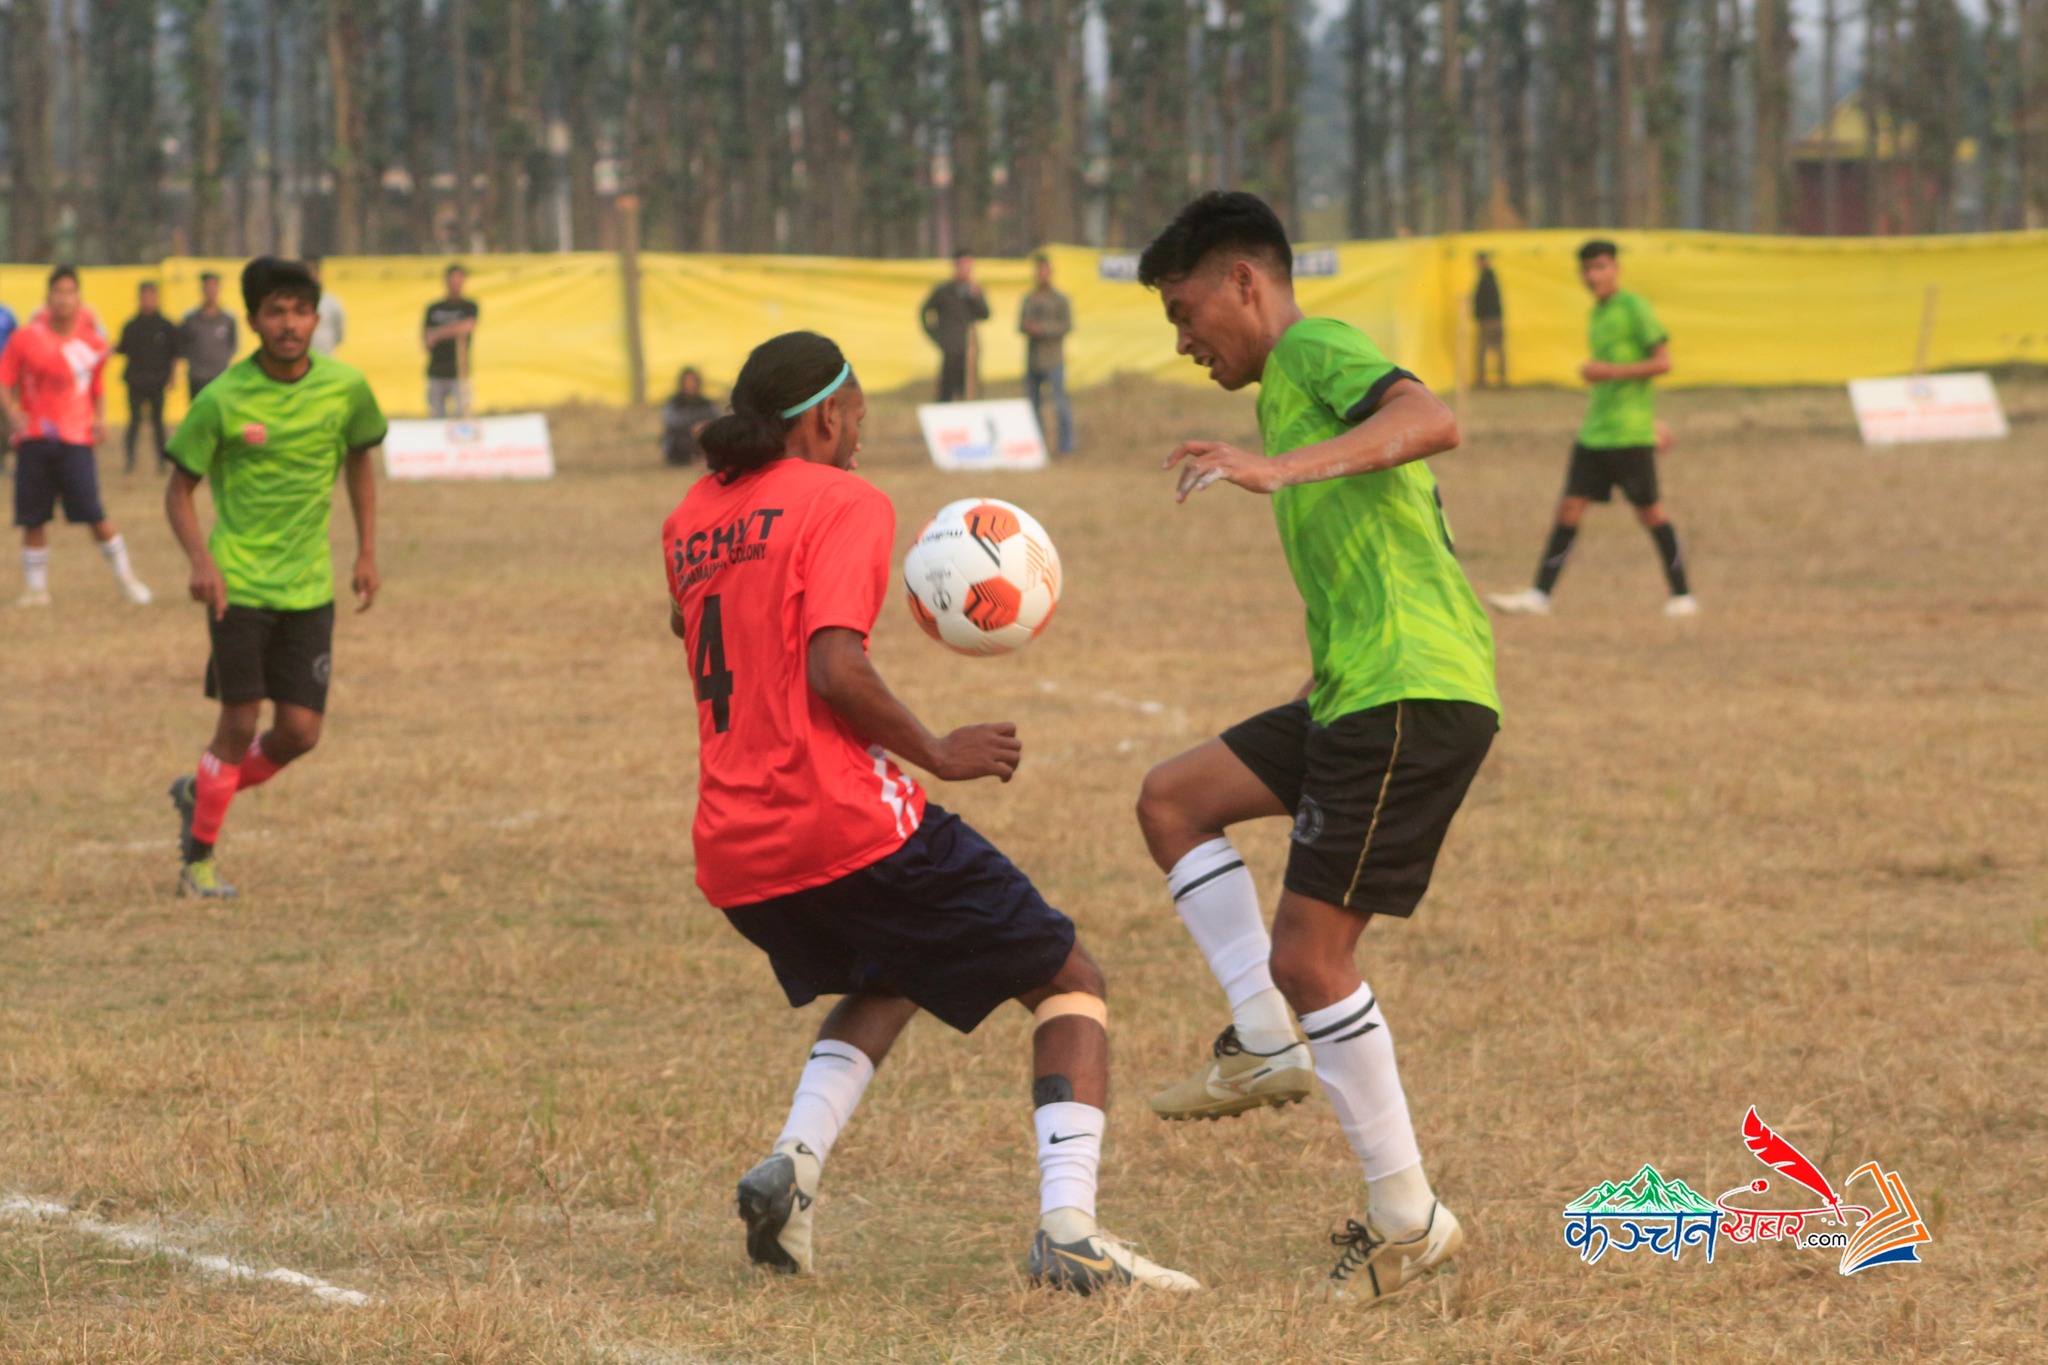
[1742,1106,1843,1218]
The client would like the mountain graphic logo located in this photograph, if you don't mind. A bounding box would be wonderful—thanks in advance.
[1567,1164,1719,1216]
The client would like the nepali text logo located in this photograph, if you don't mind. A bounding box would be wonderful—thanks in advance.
[1563,1107,1931,1276]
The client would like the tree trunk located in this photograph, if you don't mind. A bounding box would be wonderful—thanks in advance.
[325,0,364,254]
[6,0,55,261]
[1751,0,1790,231]
[187,0,227,254]
[1347,0,1374,234]
[92,0,162,262]
[1638,0,1675,226]
[2023,0,2048,226]
[451,0,476,250]
[1820,0,1839,232]
[1439,0,1465,231]
[1611,0,1635,225]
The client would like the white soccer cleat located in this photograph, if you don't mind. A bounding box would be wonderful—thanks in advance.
[1151,1025,1314,1121]
[120,575,153,605]
[1029,1211,1201,1294]
[1325,1201,1464,1302]
[1662,594,1700,618]
[1486,587,1552,616]
[14,588,52,609]
[736,1140,820,1274]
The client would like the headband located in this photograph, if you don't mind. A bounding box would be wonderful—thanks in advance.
[779,362,852,419]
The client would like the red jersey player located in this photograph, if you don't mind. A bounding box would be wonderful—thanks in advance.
[663,330,1195,1294]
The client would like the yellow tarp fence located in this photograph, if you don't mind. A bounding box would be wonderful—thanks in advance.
[7,229,2048,426]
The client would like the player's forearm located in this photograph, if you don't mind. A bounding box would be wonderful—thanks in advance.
[808,636,944,772]
[1271,387,1459,487]
[345,451,378,560]
[165,475,211,563]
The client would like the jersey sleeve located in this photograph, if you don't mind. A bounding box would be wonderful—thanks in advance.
[800,484,896,641]
[165,386,222,477]
[1632,294,1669,349]
[344,372,388,450]
[1301,324,1420,425]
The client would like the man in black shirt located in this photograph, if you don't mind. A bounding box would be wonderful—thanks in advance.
[920,251,990,402]
[1473,252,1505,388]
[178,271,239,399]
[117,280,179,473]
[422,263,480,418]
[660,367,719,466]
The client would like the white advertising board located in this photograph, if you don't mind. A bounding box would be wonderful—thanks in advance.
[1848,373,2009,446]
[916,399,1050,472]
[382,413,557,480]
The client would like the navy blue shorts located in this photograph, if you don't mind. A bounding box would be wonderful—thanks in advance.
[721,805,1076,1034]
[14,440,106,527]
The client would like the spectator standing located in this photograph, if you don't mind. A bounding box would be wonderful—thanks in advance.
[660,367,719,466]
[308,256,347,355]
[1473,253,1506,388]
[920,251,989,402]
[0,266,152,607]
[423,263,480,418]
[1018,253,1076,455]
[179,271,240,399]
[117,280,179,473]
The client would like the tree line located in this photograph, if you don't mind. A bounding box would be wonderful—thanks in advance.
[2,1,2043,267]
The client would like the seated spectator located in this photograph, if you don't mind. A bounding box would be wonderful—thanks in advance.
[661,367,719,466]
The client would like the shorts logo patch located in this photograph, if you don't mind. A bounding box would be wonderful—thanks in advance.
[242,422,268,446]
[311,653,332,685]
[1291,795,1325,846]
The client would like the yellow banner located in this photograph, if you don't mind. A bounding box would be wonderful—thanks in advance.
[7,230,2048,430]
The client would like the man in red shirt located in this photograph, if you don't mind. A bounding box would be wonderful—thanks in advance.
[0,266,152,608]
[665,330,1195,1294]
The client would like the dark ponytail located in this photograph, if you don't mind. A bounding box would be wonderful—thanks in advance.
[700,331,852,484]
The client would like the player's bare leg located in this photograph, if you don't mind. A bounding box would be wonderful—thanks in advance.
[171,701,323,897]
[1137,739,1314,1120]
[738,991,916,1274]
[1269,891,1462,1299]
[1020,945,1198,1293]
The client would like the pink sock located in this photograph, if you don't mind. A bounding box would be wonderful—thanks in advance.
[192,751,242,844]
[239,737,284,790]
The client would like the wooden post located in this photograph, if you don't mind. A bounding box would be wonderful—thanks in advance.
[1913,285,1939,375]
[1454,287,1472,430]
[617,193,648,407]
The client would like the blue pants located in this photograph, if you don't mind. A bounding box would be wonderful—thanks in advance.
[1026,365,1074,454]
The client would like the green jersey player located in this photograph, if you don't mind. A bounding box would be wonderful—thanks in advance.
[1133,192,1498,1298]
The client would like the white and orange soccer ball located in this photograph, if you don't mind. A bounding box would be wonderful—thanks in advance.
[903,498,1062,656]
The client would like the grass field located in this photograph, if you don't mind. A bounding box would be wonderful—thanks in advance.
[2,374,2044,1363]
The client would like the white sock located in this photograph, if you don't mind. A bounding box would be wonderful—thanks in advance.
[1034,1100,1105,1221]
[1168,838,1295,1049]
[98,533,134,580]
[773,1039,874,1165]
[1300,982,1430,1221]
[23,547,50,592]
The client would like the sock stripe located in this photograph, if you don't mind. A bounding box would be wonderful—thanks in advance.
[1302,993,1377,1040]
[1326,1021,1382,1043]
[1170,859,1245,901]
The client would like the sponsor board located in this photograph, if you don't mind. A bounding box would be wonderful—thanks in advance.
[382,413,556,480]
[916,399,1049,472]
[1849,372,2008,445]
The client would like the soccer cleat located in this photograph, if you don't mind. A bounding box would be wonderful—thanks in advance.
[119,575,153,605]
[1029,1220,1201,1294]
[1151,1025,1314,1122]
[1325,1201,1464,1302]
[736,1141,819,1274]
[1662,593,1700,618]
[14,588,52,609]
[168,776,198,861]
[1486,587,1552,616]
[177,857,239,899]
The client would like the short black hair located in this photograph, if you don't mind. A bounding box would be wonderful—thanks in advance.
[139,279,159,292]
[1138,191,1293,288]
[48,264,79,288]
[1578,239,1619,264]
[953,249,974,261]
[446,262,467,278]
[241,256,322,315]
[199,271,221,283]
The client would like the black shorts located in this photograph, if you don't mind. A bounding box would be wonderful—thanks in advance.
[1221,698,1496,917]
[721,805,1076,1034]
[1564,443,1660,506]
[14,440,106,527]
[204,602,336,712]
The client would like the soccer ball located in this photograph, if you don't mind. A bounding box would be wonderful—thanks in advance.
[903,498,1062,656]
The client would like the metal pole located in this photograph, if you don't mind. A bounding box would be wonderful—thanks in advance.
[617,193,648,407]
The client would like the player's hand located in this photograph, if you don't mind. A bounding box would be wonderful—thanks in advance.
[352,555,380,612]
[1165,441,1281,501]
[931,722,1023,783]
[188,556,228,621]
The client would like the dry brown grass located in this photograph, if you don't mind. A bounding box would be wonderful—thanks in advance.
[2,372,2044,1362]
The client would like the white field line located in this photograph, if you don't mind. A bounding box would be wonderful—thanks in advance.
[0,1195,374,1307]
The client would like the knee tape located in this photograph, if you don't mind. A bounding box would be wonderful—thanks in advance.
[1031,992,1107,1030]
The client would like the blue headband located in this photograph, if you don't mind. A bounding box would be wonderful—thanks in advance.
[779,362,852,419]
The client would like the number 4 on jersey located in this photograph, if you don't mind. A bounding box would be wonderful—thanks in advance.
[694,593,735,733]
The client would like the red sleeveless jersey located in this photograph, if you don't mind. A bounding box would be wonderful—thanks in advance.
[663,459,925,908]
